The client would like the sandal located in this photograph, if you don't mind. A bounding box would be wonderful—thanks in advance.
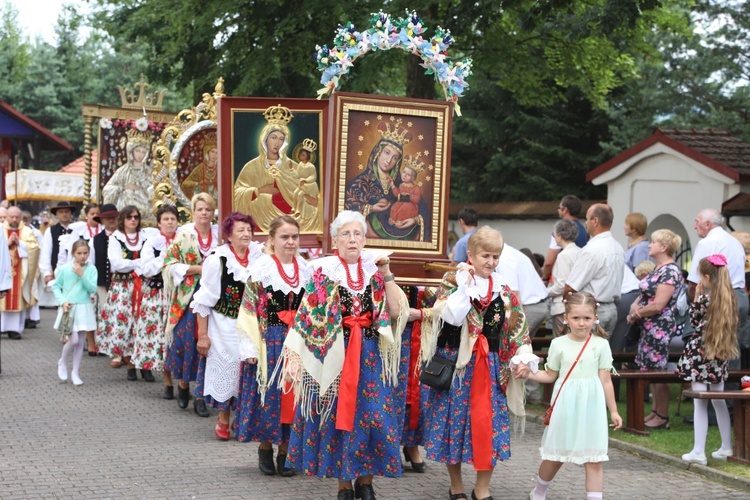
[449,489,468,500]
[644,410,658,423]
[645,412,670,430]
[109,357,122,368]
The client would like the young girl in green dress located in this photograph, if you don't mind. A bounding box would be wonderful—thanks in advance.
[515,293,622,500]
[54,239,98,386]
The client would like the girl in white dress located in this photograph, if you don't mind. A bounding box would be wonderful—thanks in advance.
[515,293,622,500]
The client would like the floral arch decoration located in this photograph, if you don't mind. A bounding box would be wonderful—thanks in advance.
[314,10,473,115]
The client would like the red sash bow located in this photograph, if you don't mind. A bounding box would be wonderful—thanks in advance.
[470,334,493,470]
[277,309,297,424]
[131,250,142,318]
[335,312,373,432]
[407,316,422,429]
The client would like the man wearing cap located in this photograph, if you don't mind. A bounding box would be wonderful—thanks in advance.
[89,204,119,322]
[40,202,77,290]
[1,206,40,339]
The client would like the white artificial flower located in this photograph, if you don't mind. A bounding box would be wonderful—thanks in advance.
[99,117,112,129]
[135,117,149,132]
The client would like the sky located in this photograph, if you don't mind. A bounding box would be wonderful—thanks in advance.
[6,0,90,45]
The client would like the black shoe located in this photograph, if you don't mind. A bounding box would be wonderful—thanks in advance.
[163,386,174,400]
[684,416,694,425]
[449,489,468,500]
[258,448,276,476]
[337,490,354,500]
[8,331,21,339]
[24,319,38,329]
[403,446,427,473]
[276,452,296,477]
[354,482,375,500]
[193,398,210,417]
[140,369,155,382]
[177,385,190,409]
[470,490,493,500]
[127,368,137,381]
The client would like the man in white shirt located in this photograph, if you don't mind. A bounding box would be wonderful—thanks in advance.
[688,208,748,363]
[563,203,625,337]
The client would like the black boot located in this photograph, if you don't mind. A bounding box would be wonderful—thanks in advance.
[140,369,155,382]
[193,398,210,417]
[354,481,376,500]
[276,452,295,477]
[162,386,174,400]
[177,385,190,409]
[258,448,276,476]
[127,368,137,381]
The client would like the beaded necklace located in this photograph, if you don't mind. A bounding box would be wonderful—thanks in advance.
[272,254,299,288]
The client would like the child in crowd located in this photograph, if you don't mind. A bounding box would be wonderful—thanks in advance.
[387,157,422,228]
[515,293,622,500]
[677,254,738,464]
[54,239,98,385]
[634,260,656,281]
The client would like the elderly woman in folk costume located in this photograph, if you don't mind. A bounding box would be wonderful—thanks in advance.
[235,215,313,477]
[162,193,219,414]
[132,205,181,387]
[278,211,409,500]
[420,226,532,500]
[192,212,263,441]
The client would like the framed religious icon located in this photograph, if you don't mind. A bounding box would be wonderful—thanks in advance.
[217,97,329,246]
[327,92,452,265]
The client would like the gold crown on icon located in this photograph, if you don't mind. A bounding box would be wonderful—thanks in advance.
[203,131,217,146]
[401,153,425,175]
[263,104,294,126]
[302,138,318,153]
[126,128,153,148]
[377,119,413,147]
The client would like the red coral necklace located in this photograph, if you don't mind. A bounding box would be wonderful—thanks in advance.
[196,228,212,254]
[272,254,299,288]
[336,252,364,291]
[124,231,139,247]
[230,245,249,267]
[475,275,494,310]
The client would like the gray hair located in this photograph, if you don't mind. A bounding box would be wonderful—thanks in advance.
[698,208,723,227]
[554,218,579,243]
[330,210,367,238]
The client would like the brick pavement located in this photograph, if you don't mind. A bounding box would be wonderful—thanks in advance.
[0,308,748,499]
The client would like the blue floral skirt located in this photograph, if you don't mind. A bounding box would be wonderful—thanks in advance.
[396,323,427,447]
[164,308,200,383]
[286,336,402,481]
[235,324,291,444]
[423,346,511,466]
[193,355,207,400]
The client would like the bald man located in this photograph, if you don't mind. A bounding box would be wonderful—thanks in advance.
[0,206,40,339]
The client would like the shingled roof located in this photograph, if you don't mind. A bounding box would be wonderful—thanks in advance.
[587,128,749,183]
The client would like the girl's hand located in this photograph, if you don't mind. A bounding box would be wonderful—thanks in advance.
[63,302,72,313]
[284,359,301,384]
[513,362,530,379]
[610,411,623,431]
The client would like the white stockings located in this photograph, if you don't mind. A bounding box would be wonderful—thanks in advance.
[690,381,732,454]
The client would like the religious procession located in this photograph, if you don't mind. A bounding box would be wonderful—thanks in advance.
[2,2,750,500]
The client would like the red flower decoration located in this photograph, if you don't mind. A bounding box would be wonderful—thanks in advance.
[308,294,319,308]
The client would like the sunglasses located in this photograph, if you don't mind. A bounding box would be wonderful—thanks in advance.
[126,214,140,220]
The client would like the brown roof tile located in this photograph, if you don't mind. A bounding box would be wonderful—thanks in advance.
[657,129,750,176]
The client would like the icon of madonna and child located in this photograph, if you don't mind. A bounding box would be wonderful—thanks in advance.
[344,119,431,242]
[233,104,322,233]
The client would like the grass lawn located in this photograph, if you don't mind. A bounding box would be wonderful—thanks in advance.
[527,384,750,479]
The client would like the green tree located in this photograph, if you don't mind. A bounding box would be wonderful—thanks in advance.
[0,2,31,105]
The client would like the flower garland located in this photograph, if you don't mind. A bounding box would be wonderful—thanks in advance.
[100,117,165,134]
[314,10,473,115]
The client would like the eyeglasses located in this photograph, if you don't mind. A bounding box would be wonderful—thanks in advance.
[338,230,364,240]
[126,215,140,220]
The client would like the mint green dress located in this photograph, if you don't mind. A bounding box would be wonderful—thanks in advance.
[539,335,613,464]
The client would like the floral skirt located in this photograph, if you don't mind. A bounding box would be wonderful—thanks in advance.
[96,280,137,358]
[286,336,402,481]
[132,286,167,371]
[235,324,291,444]
[635,321,674,370]
[395,323,426,447]
[676,334,728,384]
[423,346,511,466]
[164,308,200,384]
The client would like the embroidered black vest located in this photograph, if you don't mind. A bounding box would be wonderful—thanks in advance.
[213,256,245,319]
[92,231,110,288]
[111,239,139,283]
[50,223,72,271]
[146,247,164,290]
[265,287,305,326]
[340,285,378,339]
[438,294,505,351]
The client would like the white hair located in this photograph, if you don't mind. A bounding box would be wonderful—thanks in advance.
[330,210,367,237]
[698,208,723,227]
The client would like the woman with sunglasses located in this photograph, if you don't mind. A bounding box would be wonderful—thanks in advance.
[97,205,147,381]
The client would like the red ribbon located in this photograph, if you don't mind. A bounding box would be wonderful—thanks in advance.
[336,312,372,432]
[407,315,422,430]
[131,250,142,319]
[470,334,493,470]
[277,309,297,424]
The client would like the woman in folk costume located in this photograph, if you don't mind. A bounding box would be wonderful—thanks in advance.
[162,193,219,415]
[235,215,312,477]
[132,205,180,387]
[278,210,409,500]
[420,226,532,500]
[97,205,148,381]
[192,212,263,440]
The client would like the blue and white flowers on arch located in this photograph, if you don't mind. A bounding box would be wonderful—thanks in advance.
[314,10,473,115]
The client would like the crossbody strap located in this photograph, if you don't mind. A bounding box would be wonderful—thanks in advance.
[548,334,592,410]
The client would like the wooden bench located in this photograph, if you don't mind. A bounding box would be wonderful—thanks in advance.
[615,370,747,435]
[683,389,750,465]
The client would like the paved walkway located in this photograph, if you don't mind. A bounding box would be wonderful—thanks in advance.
[1,308,748,499]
